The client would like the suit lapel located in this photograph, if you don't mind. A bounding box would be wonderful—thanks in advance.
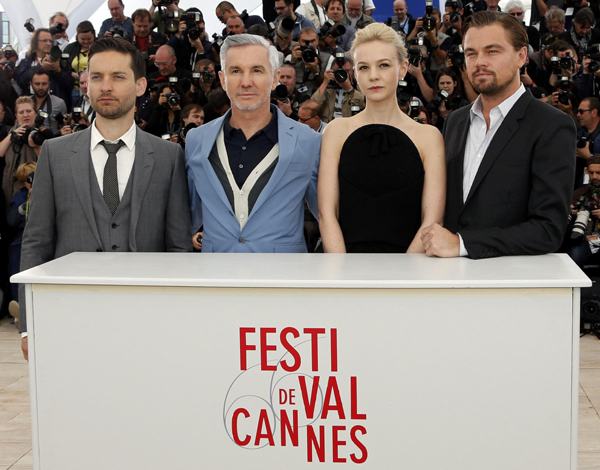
[129,129,154,251]
[463,90,532,207]
[70,129,103,248]
[194,113,236,213]
[448,110,470,210]
[247,108,297,221]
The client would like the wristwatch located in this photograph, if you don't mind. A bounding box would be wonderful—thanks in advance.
[431,44,439,50]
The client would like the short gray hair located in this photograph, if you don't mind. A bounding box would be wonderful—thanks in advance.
[545,6,565,24]
[504,0,523,12]
[49,12,69,28]
[220,34,280,76]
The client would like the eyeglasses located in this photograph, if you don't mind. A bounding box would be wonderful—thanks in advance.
[155,58,174,67]
[274,6,288,11]
[509,11,524,16]
[217,10,227,20]
[578,108,592,114]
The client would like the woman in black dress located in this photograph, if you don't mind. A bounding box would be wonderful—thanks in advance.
[318,22,446,253]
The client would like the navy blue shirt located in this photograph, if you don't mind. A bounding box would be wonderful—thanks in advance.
[223,106,279,188]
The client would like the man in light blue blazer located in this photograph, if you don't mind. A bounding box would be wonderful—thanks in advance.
[185,34,321,253]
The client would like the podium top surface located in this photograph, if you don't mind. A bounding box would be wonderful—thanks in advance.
[11,252,591,289]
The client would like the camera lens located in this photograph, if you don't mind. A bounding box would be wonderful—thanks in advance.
[334,69,348,83]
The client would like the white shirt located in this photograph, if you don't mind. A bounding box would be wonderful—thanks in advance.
[296,2,326,28]
[459,84,526,256]
[90,121,137,198]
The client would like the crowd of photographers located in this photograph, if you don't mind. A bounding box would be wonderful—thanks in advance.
[2,0,600,294]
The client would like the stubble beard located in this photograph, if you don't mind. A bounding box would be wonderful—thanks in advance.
[471,70,512,98]
[93,95,135,120]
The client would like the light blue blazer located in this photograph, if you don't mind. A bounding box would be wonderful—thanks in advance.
[185,107,321,253]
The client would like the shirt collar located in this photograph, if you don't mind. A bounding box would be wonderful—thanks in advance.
[470,83,526,123]
[91,120,137,151]
[223,104,279,143]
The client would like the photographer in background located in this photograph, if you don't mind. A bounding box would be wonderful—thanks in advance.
[547,42,580,120]
[30,68,67,134]
[273,64,309,119]
[99,0,134,38]
[429,68,469,130]
[0,98,41,212]
[125,9,168,76]
[310,54,364,121]
[15,29,74,110]
[63,21,96,105]
[49,12,70,51]
[297,99,326,132]
[192,59,220,106]
[440,0,464,46]
[59,110,91,136]
[406,42,435,104]
[564,8,600,62]
[147,45,192,81]
[6,162,36,315]
[567,156,600,268]
[506,0,540,51]
[408,5,453,73]
[168,8,215,70]
[295,0,328,29]
[289,27,334,96]
[320,0,356,53]
[387,0,416,36]
[146,81,182,138]
[73,71,95,121]
[576,98,600,187]
[0,51,19,114]
[274,0,315,40]
[540,6,566,47]
[150,0,185,35]
[342,0,375,31]
[172,103,204,147]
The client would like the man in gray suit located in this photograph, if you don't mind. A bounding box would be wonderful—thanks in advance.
[19,38,192,359]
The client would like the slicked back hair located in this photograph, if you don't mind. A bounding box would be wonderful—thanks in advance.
[88,38,146,81]
[462,10,528,51]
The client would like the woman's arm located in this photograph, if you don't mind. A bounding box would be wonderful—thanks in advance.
[406,126,446,253]
[0,131,13,158]
[318,120,347,253]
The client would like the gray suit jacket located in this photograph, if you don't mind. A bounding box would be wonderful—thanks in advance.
[19,126,193,333]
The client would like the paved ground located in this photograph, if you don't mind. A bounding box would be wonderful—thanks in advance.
[1,316,599,469]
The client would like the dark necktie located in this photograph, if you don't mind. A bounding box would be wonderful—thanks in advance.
[100,140,125,215]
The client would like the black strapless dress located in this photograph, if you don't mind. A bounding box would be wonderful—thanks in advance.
[338,124,424,253]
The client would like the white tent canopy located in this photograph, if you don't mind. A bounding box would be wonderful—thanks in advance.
[0,0,263,52]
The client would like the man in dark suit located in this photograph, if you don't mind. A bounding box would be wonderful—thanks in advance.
[19,38,192,359]
[421,11,576,259]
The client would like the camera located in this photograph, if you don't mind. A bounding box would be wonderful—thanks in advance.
[277,16,295,38]
[159,0,174,5]
[448,0,461,23]
[300,45,317,63]
[351,105,362,116]
[550,55,561,74]
[26,171,35,186]
[179,122,197,141]
[200,66,214,82]
[463,0,487,18]
[163,10,181,35]
[271,83,289,102]
[578,135,589,149]
[49,22,66,37]
[183,11,203,40]
[72,107,83,123]
[35,110,48,127]
[212,33,228,53]
[428,89,450,111]
[54,112,65,127]
[109,26,124,38]
[571,196,598,240]
[449,44,465,68]
[408,47,422,67]
[166,77,180,107]
[319,20,346,40]
[48,45,62,62]
[29,126,54,146]
[192,72,200,87]
[409,99,420,118]
[556,75,574,105]
[328,53,348,88]
[423,1,436,32]
[585,44,600,73]
[560,51,575,71]
[24,18,35,33]
[397,80,411,104]
[11,127,32,145]
[60,53,70,70]
[71,123,88,132]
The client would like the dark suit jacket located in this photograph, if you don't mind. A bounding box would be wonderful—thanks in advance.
[443,89,576,259]
[19,126,193,332]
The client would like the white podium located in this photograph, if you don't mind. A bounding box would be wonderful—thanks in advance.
[12,253,590,470]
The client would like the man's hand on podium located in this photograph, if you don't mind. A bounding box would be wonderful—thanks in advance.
[421,223,460,257]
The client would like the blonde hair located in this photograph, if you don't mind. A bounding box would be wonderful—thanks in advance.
[16,162,36,184]
[350,22,407,63]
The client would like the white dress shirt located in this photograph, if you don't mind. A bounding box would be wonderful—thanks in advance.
[90,121,137,198]
[458,84,526,256]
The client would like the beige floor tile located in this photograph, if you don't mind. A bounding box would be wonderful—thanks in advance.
[0,422,32,443]
[4,378,29,393]
[0,390,29,407]
[579,452,600,469]
[0,411,19,427]
[0,375,22,389]
[0,442,30,466]
[7,411,31,425]
[9,466,33,470]
[14,449,33,465]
